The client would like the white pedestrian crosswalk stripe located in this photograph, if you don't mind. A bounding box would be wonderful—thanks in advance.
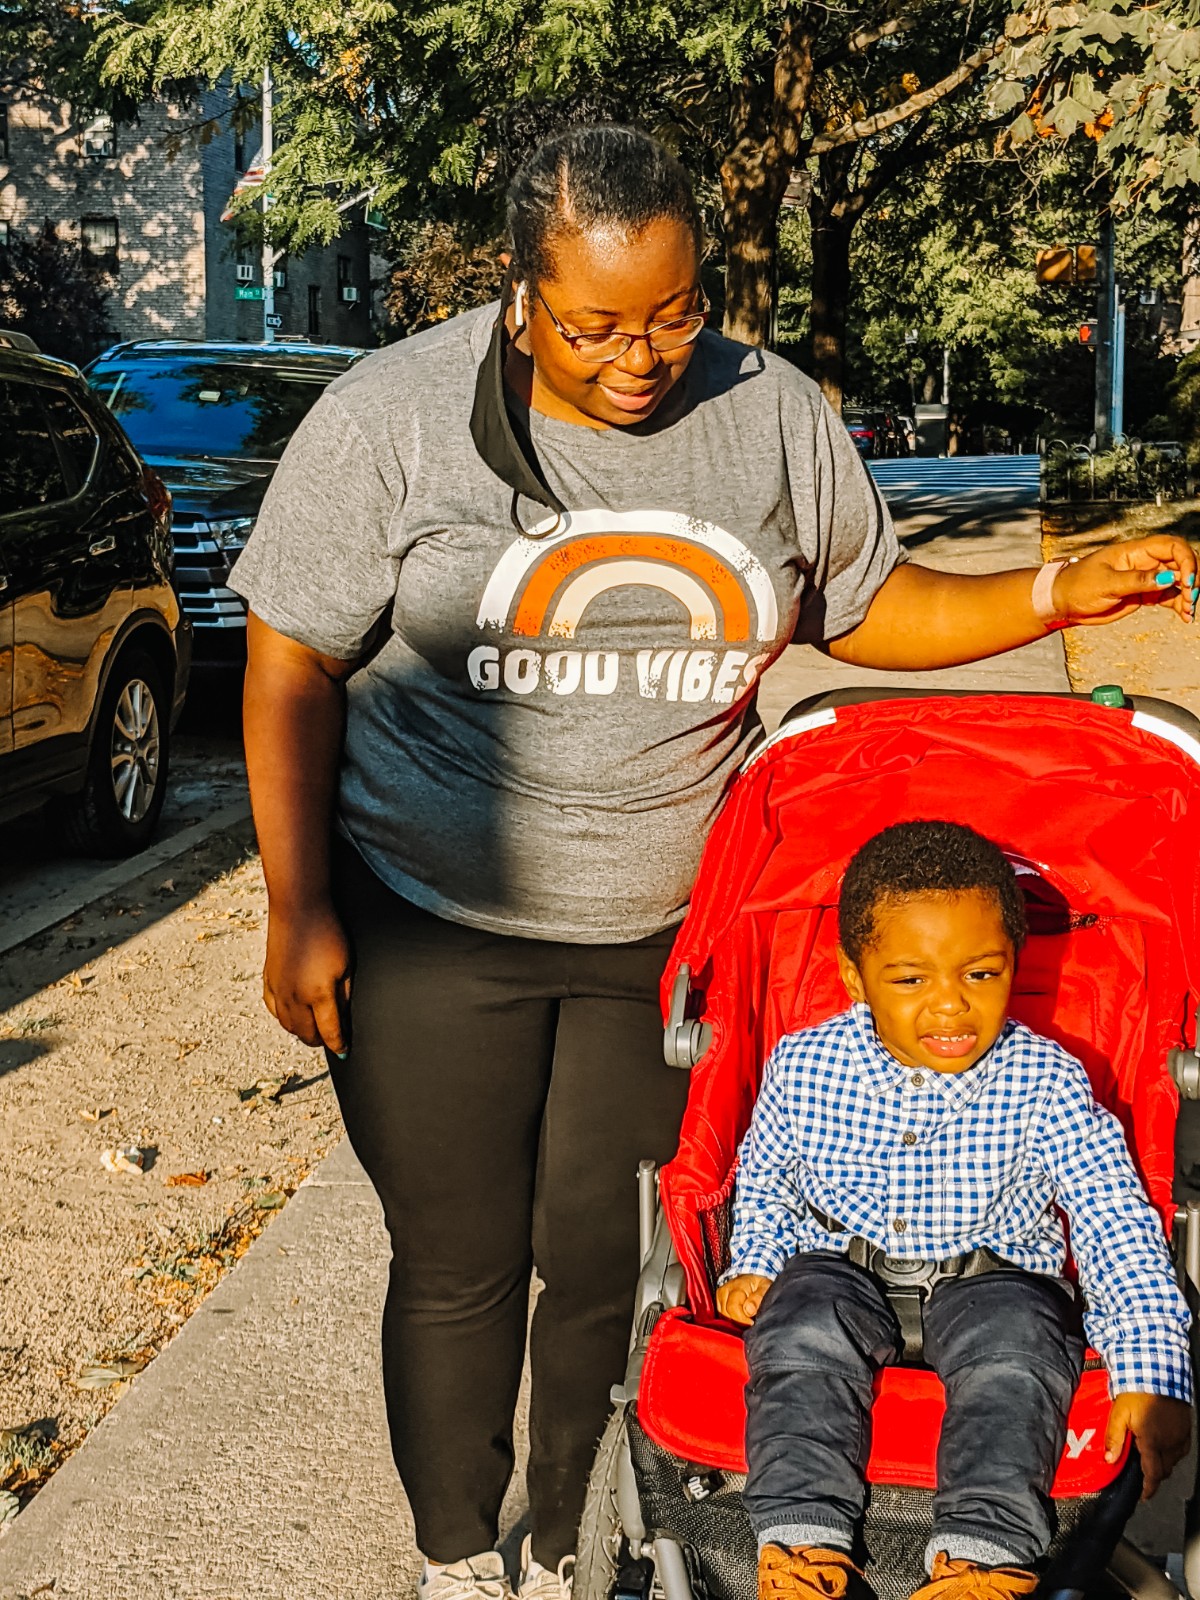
[868,455,1040,496]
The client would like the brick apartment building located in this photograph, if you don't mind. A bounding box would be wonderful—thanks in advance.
[0,83,376,353]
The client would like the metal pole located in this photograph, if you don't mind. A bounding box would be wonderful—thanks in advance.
[1111,297,1125,440]
[941,347,950,406]
[261,64,275,344]
[1094,212,1115,448]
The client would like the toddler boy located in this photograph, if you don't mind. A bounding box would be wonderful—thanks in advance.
[717,821,1192,1600]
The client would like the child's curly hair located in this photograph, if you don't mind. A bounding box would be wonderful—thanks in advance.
[838,820,1027,965]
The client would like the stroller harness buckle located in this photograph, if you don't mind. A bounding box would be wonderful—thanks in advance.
[809,1205,1005,1360]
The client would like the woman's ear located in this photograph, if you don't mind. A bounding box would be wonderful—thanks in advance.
[513,281,529,329]
[836,945,866,1004]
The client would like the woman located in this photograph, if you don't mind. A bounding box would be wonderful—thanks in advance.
[230,125,1195,1600]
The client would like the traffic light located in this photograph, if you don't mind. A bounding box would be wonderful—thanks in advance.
[1036,247,1075,284]
[1079,320,1099,346]
[1036,244,1099,284]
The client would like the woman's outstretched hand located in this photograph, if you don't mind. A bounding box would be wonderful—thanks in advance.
[1054,536,1198,627]
[263,901,352,1056]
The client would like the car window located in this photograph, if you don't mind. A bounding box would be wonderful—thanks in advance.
[88,359,336,461]
[0,379,70,514]
[40,388,100,491]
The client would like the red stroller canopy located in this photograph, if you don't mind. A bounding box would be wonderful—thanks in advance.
[660,693,1200,1316]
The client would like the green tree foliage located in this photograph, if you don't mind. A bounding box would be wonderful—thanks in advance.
[16,0,1199,368]
[0,223,115,365]
[1168,350,1200,466]
[800,142,1188,440]
[991,0,1200,209]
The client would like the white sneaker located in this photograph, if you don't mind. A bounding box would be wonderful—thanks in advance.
[519,1534,574,1600]
[419,1551,513,1600]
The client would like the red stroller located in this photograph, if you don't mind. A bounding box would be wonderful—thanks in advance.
[574,688,1200,1600]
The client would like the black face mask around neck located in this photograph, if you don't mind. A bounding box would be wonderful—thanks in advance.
[469,266,567,537]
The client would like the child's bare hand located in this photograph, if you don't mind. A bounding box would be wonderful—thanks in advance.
[1104,1392,1192,1498]
[717,1274,774,1325]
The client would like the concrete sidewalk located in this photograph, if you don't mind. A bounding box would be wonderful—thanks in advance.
[0,499,1077,1600]
[0,1140,421,1600]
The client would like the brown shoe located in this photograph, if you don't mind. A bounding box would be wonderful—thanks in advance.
[758,1544,869,1600]
[908,1552,1038,1600]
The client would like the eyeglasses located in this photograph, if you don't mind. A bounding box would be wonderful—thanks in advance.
[535,287,709,363]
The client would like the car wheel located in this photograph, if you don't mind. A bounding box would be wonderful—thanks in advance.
[57,649,170,857]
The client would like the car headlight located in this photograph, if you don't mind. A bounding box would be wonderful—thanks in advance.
[207,516,256,551]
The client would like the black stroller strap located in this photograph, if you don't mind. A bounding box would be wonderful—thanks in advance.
[808,1204,1007,1361]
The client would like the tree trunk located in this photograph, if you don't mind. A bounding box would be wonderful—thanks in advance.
[720,136,787,347]
[808,210,853,412]
[719,14,816,348]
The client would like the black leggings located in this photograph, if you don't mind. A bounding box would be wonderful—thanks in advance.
[328,838,689,1566]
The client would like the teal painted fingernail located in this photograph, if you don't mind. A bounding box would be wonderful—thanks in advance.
[1156,569,1176,586]
[334,1050,348,1059]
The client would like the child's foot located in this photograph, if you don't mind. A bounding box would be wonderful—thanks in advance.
[908,1553,1037,1600]
[758,1543,871,1600]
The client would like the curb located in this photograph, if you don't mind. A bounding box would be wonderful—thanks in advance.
[0,799,252,962]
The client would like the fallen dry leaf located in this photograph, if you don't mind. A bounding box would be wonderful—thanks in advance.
[77,1107,113,1124]
[74,1356,146,1390]
[165,1171,209,1188]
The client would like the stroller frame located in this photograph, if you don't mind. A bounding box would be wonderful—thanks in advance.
[575,687,1200,1600]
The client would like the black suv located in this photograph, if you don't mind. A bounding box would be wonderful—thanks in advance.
[86,340,365,663]
[0,333,190,854]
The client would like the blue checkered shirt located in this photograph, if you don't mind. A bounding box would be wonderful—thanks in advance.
[726,1004,1192,1401]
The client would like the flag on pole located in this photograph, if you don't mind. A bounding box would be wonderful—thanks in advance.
[220,148,267,222]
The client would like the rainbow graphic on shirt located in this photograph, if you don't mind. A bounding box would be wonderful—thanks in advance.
[477,508,778,643]
[470,509,783,703]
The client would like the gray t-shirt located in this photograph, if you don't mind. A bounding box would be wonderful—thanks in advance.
[230,304,904,942]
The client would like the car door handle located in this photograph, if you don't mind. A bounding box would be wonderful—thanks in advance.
[88,535,117,557]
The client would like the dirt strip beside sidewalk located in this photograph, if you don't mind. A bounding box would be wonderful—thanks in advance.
[1042,505,1200,718]
[0,821,339,1516]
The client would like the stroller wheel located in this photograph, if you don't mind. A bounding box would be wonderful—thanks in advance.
[576,1406,633,1600]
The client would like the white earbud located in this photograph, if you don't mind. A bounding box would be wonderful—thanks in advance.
[513,281,528,328]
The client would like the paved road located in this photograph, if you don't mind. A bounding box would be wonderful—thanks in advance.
[868,454,1041,498]
[0,676,248,938]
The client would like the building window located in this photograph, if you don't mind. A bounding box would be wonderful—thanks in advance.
[307,284,321,338]
[81,215,119,270]
[81,112,116,160]
[273,255,288,292]
[0,105,8,162]
[337,254,360,305]
[234,133,246,173]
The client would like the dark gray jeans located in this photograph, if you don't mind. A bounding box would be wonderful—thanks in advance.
[743,1253,1085,1572]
